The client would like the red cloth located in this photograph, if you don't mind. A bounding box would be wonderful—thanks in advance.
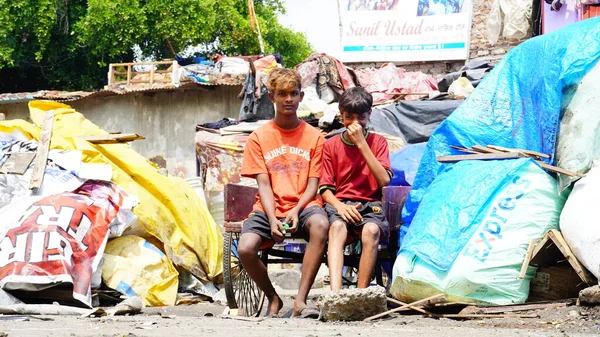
[319,132,391,202]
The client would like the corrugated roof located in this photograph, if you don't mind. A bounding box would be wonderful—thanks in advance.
[0,74,245,105]
[0,90,94,105]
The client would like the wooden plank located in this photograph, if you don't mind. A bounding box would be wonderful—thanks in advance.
[460,302,567,315]
[110,61,173,67]
[84,133,145,144]
[224,184,258,222]
[29,110,54,190]
[487,145,550,159]
[150,66,155,85]
[386,297,433,316]
[363,294,446,322]
[224,222,243,233]
[0,152,35,175]
[437,152,526,163]
[126,65,132,86]
[519,239,537,279]
[535,160,584,178]
[450,145,480,154]
[108,66,115,85]
[436,313,539,319]
[547,230,594,285]
[471,145,501,154]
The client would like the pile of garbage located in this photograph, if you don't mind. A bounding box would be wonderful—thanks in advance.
[0,101,222,309]
[391,17,600,305]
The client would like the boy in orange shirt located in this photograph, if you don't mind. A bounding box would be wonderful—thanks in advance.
[239,68,329,318]
[319,87,392,290]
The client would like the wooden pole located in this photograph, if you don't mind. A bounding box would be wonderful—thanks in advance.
[386,297,433,316]
[364,294,445,322]
[29,110,54,190]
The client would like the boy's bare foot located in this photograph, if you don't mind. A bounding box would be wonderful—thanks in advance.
[265,293,284,317]
[291,300,320,319]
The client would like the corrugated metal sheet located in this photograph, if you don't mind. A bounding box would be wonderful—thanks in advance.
[0,75,245,105]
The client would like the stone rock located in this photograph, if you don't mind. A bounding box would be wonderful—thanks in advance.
[317,286,387,321]
[477,50,491,57]
[579,285,600,305]
[269,269,301,290]
[568,310,581,318]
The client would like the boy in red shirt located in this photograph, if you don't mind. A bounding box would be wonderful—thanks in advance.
[239,68,329,318]
[319,87,392,290]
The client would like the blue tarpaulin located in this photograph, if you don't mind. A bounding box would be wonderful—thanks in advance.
[401,18,600,250]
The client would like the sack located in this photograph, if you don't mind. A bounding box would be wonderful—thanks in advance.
[392,159,568,305]
[560,163,600,278]
[102,235,178,306]
[555,61,600,192]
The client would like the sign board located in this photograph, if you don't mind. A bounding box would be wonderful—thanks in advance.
[338,0,473,62]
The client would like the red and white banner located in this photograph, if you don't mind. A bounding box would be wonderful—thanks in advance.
[0,182,137,307]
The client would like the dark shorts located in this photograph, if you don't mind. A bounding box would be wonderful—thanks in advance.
[241,206,327,242]
[324,201,389,241]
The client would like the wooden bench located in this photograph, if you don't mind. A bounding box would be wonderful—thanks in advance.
[222,183,411,317]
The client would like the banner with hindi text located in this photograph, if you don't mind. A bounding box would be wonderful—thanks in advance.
[339,0,473,62]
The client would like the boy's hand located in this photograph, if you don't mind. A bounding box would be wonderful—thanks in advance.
[336,203,363,225]
[269,218,285,243]
[346,122,367,147]
[283,207,300,234]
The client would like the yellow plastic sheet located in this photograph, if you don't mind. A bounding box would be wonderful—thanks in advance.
[7,101,223,289]
[103,235,178,307]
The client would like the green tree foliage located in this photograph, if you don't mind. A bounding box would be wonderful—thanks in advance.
[0,0,313,92]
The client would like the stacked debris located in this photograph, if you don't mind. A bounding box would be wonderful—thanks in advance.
[0,101,222,311]
[391,16,600,308]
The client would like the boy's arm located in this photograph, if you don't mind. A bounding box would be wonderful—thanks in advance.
[346,121,391,188]
[321,189,363,224]
[256,173,285,243]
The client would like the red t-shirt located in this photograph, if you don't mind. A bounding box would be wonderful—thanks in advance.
[241,120,324,218]
[319,131,392,202]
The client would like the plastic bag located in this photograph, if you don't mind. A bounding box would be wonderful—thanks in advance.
[392,159,568,305]
[448,77,475,99]
[486,0,503,45]
[555,61,600,192]
[560,163,600,278]
[486,0,533,45]
[102,235,178,307]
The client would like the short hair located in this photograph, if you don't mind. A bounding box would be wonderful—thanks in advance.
[339,87,373,115]
[267,68,302,92]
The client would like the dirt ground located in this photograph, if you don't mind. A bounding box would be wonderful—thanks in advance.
[2,293,600,337]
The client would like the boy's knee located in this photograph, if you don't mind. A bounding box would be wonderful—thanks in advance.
[237,239,258,259]
[362,223,381,243]
[329,220,346,234]
[308,214,329,237]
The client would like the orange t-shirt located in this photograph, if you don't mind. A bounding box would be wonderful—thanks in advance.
[241,120,324,218]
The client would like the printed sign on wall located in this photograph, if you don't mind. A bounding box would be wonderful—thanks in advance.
[339,0,473,62]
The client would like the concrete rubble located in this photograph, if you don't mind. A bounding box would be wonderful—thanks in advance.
[317,286,386,321]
